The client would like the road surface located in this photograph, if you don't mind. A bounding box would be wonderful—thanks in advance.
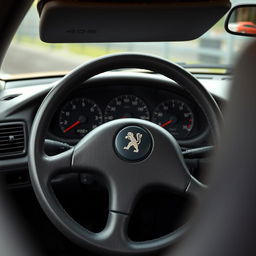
[1,44,87,74]
[1,42,202,75]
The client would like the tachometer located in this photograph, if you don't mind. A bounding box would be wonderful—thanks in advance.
[152,99,194,139]
[104,95,150,122]
[59,98,103,139]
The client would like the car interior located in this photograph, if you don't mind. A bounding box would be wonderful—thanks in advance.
[0,0,256,255]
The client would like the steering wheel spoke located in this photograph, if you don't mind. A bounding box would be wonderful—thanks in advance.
[37,148,74,184]
[100,212,130,251]
[186,177,207,200]
[109,178,145,215]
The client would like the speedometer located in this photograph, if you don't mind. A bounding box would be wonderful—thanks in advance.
[104,95,150,122]
[152,99,194,139]
[59,98,103,139]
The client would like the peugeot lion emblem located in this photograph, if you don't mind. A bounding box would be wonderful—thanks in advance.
[123,132,143,153]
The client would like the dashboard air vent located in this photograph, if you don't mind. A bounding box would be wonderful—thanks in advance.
[0,122,26,159]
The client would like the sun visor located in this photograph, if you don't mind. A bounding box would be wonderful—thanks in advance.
[37,0,231,43]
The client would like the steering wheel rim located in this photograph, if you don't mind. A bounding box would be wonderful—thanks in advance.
[29,53,222,255]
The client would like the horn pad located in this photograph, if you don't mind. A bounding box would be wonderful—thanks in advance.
[114,126,153,162]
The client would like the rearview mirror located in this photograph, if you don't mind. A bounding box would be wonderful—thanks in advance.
[225,4,256,37]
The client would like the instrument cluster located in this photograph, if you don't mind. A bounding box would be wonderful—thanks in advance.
[50,84,208,146]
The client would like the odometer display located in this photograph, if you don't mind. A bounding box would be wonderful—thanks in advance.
[104,95,150,122]
[152,99,194,139]
[59,98,103,139]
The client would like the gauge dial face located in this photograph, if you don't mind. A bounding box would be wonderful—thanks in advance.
[152,99,194,139]
[59,98,103,139]
[104,95,150,122]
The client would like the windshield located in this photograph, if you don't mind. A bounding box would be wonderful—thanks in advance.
[1,0,252,76]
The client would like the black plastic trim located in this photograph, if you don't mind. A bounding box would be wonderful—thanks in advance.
[0,121,27,159]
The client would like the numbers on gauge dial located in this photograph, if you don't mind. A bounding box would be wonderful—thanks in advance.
[104,95,150,122]
[152,99,194,139]
[59,98,103,138]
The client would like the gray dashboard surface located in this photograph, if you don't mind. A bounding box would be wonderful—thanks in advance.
[0,72,231,173]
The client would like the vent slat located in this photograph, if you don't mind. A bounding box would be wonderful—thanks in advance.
[0,146,24,152]
[0,124,23,128]
[0,134,24,138]
[0,127,23,131]
[0,137,24,141]
[0,138,24,143]
[0,122,26,158]
[0,142,24,147]
[0,131,24,135]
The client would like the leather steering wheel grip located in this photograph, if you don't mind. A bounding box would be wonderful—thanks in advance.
[28,53,222,254]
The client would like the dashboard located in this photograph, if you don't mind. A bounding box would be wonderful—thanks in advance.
[0,71,230,172]
[48,76,209,147]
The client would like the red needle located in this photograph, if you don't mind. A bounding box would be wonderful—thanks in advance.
[64,121,81,133]
[161,120,173,128]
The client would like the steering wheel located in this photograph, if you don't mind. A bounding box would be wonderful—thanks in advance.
[29,54,222,255]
